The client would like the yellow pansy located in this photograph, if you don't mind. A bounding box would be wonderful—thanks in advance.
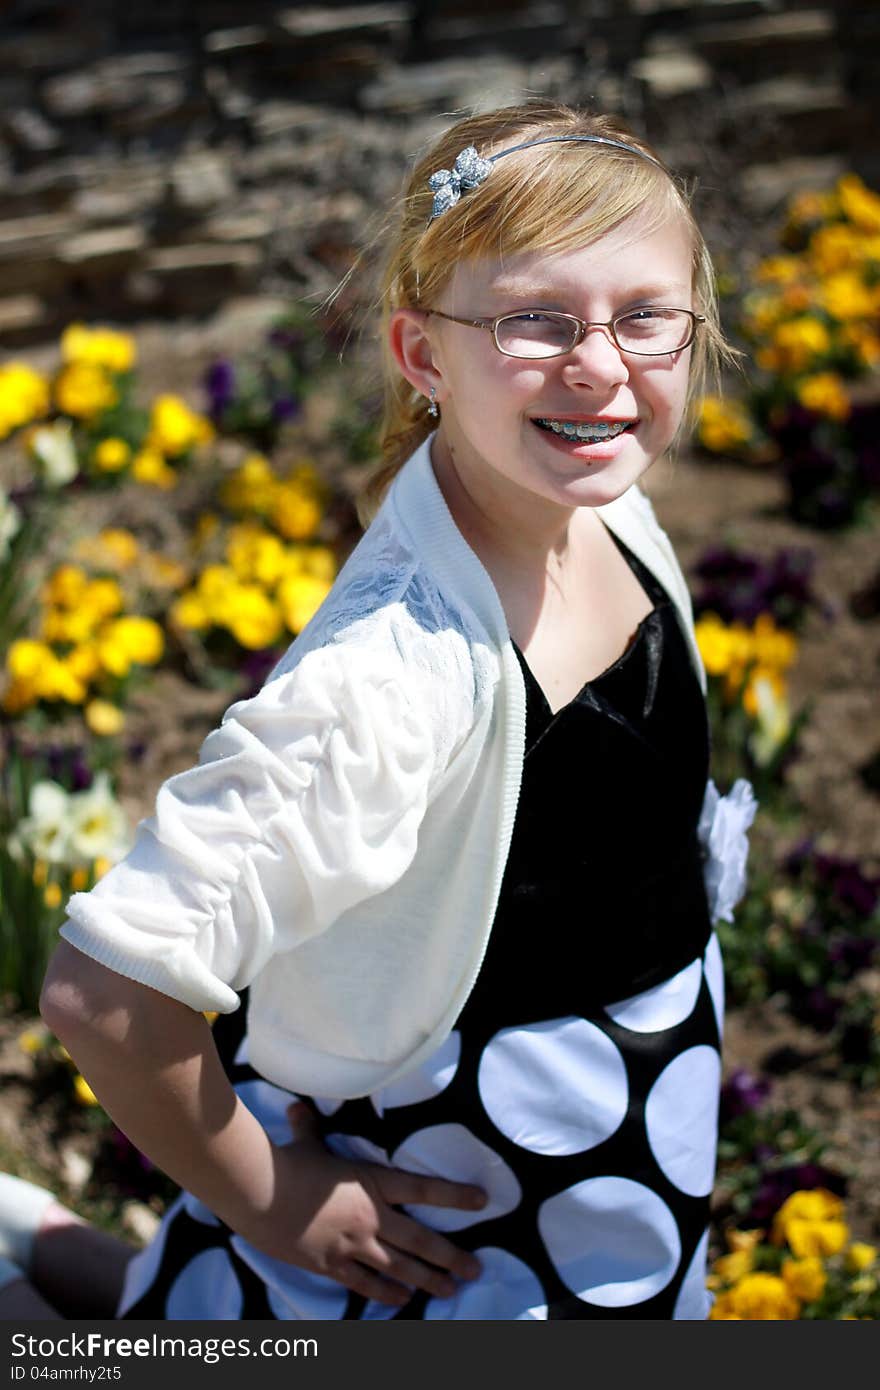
[131,447,177,489]
[61,323,136,374]
[226,524,287,587]
[8,638,54,681]
[93,437,131,473]
[101,615,164,668]
[225,586,284,650]
[270,483,323,541]
[695,396,753,453]
[70,866,90,892]
[40,654,88,705]
[772,1189,849,1258]
[85,699,126,736]
[845,1243,877,1273]
[808,223,868,275]
[786,189,839,227]
[196,564,240,622]
[782,1256,827,1303]
[55,361,117,420]
[65,644,101,684]
[771,317,832,373]
[837,173,880,233]
[147,394,213,457]
[84,577,125,622]
[820,270,876,321]
[42,563,89,609]
[219,453,278,515]
[170,590,211,631]
[711,1273,800,1320]
[40,608,96,645]
[750,614,798,671]
[796,372,851,421]
[74,528,139,572]
[277,572,333,634]
[755,256,804,285]
[841,323,880,367]
[0,362,51,438]
[711,1248,755,1285]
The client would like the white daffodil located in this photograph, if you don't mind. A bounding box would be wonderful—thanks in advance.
[7,780,74,865]
[67,771,131,864]
[748,674,792,768]
[30,419,78,487]
[0,488,22,562]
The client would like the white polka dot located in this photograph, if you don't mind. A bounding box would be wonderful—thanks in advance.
[392,1124,521,1232]
[645,1046,721,1197]
[478,1018,627,1155]
[538,1176,680,1307]
[372,1032,461,1116]
[424,1247,547,1320]
[313,1094,344,1117]
[183,1192,221,1226]
[116,1193,183,1315]
[703,933,725,1039]
[166,1247,243,1319]
[234,1079,300,1145]
[673,1226,711,1320]
[230,1237,349,1320]
[606,959,703,1034]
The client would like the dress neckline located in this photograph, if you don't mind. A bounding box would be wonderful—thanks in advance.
[510,526,670,721]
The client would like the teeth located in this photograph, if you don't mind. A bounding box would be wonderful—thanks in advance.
[537,418,630,440]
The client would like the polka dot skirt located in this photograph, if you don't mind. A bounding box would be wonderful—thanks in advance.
[118,534,721,1321]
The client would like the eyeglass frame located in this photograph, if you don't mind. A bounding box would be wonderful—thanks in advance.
[424,306,706,359]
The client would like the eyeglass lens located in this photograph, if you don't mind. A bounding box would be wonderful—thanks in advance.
[494,310,694,358]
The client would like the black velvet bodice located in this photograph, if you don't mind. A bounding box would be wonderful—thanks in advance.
[463,529,713,1022]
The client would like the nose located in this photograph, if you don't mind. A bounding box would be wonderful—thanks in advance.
[562,323,629,389]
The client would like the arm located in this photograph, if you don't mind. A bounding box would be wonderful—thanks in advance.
[40,942,485,1306]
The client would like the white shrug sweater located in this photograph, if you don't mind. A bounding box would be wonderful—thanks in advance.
[60,436,753,1099]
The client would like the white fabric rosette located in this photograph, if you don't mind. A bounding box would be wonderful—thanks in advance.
[698,778,758,924]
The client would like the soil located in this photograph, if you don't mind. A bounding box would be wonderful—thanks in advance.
[2,299,879,1258]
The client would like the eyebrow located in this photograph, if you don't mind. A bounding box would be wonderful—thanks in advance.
[484,280,691,302]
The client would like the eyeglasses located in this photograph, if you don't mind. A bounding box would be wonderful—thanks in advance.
[425,307,705,359]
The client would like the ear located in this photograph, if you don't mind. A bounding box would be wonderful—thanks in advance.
[388,308,446,404]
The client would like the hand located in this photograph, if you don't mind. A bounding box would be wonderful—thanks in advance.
[237,1103,487,1308]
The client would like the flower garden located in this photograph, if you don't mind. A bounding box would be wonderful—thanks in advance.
[1,174,879,1319]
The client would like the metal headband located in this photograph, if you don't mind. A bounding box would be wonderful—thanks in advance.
[426,134,667,223]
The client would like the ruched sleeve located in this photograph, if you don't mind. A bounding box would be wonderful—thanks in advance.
[59,643,439,1013]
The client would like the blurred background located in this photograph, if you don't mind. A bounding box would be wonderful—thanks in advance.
[1,0,879,1320]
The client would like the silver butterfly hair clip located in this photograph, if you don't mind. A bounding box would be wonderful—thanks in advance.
[426,134,666,223]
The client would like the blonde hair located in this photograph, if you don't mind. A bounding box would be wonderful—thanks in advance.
[358,99,736,525]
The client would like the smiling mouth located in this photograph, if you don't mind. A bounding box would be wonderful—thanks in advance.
[533,418,635,442]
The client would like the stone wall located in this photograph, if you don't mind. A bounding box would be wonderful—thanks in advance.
[0,0,877,344]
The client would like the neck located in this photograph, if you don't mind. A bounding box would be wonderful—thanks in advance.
[429,430,580,583]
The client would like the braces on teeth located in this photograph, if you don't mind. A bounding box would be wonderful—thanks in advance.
[538,419,630,439]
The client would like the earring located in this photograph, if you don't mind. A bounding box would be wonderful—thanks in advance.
[428,386,439,418]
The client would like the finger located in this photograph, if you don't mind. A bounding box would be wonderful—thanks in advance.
[374,1167,487,1212]
[335,1260,411,1309]
[381,1209,482,1282]
[364,1238,458,1301]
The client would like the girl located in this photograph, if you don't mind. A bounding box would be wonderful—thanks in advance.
[31,99,756,1321]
